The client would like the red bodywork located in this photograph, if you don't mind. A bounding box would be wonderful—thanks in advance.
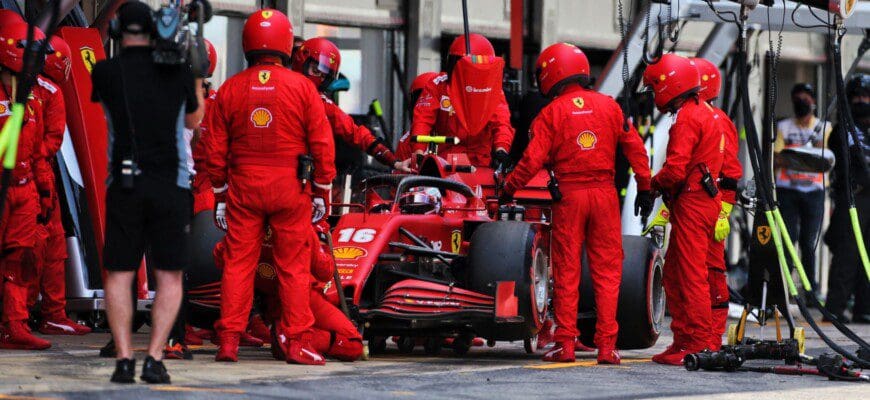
[247,152,553,335]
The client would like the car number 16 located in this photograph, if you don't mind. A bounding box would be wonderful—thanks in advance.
[337,228,377,243]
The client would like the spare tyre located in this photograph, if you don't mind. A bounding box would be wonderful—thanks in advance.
[186,210,225,329]
[577,235,664,349]
[467,221,549,341]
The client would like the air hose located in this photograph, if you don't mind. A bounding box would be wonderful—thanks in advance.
[728,4,870,367]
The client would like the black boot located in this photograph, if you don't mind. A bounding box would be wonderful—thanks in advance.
[110,358,135,384]
[140,356,171,384]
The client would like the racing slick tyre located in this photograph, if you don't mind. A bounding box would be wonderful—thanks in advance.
[424,337,442,355]
[185,210,225,329]
[368,336,388,355]
[397,336,416,353]
[467,221,549,341]
[452,334,473,356]
[577,235,664,350]
[524,337,538,354]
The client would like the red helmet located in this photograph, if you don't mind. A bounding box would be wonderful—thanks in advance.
[242,9,293,63]
[642,53,700,112]
[44,36,71,83]
[448,33,495,57]
[0,23,46,73]
[291,37,341,91]
[410,71,439,95]
[204,38,217,77]
[0,9,24,27]
[691,57,721,102]
[535,43,590,97]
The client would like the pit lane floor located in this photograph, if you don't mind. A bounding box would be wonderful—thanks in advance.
[0,317,867,399]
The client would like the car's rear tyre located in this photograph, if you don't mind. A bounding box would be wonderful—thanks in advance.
[578,235,664,349]
[424,337,442,355]
[467,221,548,341]
[186,210,225,329]
[397,336,415,353]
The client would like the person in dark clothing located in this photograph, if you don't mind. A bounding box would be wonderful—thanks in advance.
[91,1,204,383]
[825,74,870,324]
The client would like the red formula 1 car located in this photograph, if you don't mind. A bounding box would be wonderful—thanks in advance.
[185,137,664,356]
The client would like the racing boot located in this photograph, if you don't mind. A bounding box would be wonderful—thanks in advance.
[211,331,263,348]
[655,349,691,366]
[651,337,684,364]
[285,333,326,366]
[184,325,213,345]
[326,334,364,362]
[38,315,92,335]
[542,340,575,363]
[215,333,240,362]
[248,314,272,344]
[0,320,51,350]
[163,339,193,360]
[597,348,621,365]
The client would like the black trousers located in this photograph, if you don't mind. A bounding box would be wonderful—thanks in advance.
[777,188,825,292]
[825,191,870,317]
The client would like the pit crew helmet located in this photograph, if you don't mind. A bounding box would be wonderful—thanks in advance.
[0,23,45,73]
[446,33,494,76]
[44,36,71,83]
[242,8,293,64]
[691,57,721,102]
[642,53,700,112]
[292,37,341,91]
[535,42,590,97]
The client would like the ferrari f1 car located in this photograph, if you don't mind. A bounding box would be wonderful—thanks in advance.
[186,136,664,356]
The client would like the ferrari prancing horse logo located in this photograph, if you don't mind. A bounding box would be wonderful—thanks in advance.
[572,97,585,109]
[757,226,772,245]
[451,231,462,254]
[258,70,271,84]
[80,47,97,74]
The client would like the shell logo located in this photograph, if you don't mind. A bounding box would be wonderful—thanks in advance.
[572,97,585,109]
[576,130,597,150]
[250,107,273,128]
[439,96,454,113]
[659,74,666,82]
[262,10,273,19]
[333,246,367,260]
[257,263,277,280]
[0,102,7,115]
[660,209,670,219]
[702,74,709,82]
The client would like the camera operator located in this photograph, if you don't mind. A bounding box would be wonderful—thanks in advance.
[90,1,204,384]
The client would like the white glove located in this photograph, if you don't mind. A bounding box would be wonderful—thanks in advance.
[213,184,228,231]
[215,202,228,231]
[312,197,326,223]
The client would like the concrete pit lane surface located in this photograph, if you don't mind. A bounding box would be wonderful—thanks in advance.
[0,317,867,399]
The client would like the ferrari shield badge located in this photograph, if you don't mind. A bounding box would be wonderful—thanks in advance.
[80,46,97,73]
[451,230,462,254]
[756,225,772,245]
[258,70,271,84]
